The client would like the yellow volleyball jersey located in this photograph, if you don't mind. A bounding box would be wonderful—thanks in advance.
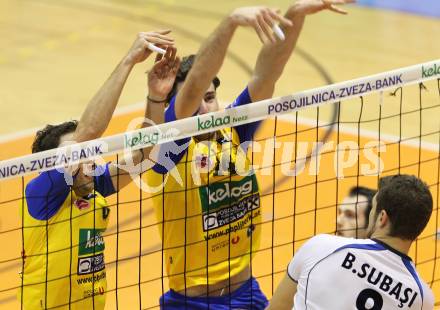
[20,189,110,309]
[146,128,262,291]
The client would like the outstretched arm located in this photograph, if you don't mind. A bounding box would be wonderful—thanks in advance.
[73,30,174,143]
[248,0,354,102]
[108,47,180,190]
[174,7,292,120]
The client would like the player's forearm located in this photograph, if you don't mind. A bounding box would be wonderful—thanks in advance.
[249,10,305,101]
[74,57,135,142]
[135,98,165,165]
[108,97,163,189]
[175,17,238,119]
[267,274,297,310]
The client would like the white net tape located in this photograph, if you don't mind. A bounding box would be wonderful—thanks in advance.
[1,59,439,180]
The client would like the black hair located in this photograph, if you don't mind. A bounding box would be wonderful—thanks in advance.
[375,174,433,240]
[348,186,377,225]
[32,121,78,153]
[167,54,220,102]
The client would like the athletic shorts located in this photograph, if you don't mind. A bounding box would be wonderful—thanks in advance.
[159,277,268,309]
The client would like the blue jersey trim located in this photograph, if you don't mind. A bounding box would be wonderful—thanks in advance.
[25,169,71,221]
[226,87,261,144]
[372,238,412,261]
[402,258,424,301]
[94,162,116,197]
[333,241,387,253]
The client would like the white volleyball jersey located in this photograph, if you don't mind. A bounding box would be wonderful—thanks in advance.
[288,234,434,310]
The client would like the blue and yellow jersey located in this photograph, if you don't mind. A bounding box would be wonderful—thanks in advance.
[20,164,115,309]
[146,87,262,291]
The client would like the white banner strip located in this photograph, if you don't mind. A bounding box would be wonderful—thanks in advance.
[0,59,439,180]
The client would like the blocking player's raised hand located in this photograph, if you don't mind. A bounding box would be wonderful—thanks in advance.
[125,30,174,65]
[289,0,356,16]
[107,47,181,191]
[229,6,293,44]
[148,46,181,101]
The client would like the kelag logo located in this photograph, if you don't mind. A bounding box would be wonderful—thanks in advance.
[199,175,259,212]
[78,229,105,255]
[197,114,249,131]
[422,64,440,78]
[124,131,159,148]
[197,115,231,131]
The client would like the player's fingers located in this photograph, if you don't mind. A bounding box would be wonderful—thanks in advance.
[325,0,355,4]
[252,19,266,44]
[268,9,293,27]
[142,40,153,54]
[261,10,275,28]
[257,14,276,43]
[148,32,175,42]
[154,29,172,35]
[151,59,163,74]
[169,46,177,64]
[140,30,173,39]
[159,58,168,76]
[172,57,181,74]
[144,36,174,46]
[143,41,166,55]
[155,51,163,63]
[164,45,173,61]
[328,4,348,14]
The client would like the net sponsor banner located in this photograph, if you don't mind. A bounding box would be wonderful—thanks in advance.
[0,59,439,180]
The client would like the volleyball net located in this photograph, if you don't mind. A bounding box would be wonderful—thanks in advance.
[0,60,439,308]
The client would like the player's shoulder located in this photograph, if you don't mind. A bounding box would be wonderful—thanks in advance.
[296,234,378,262]
[291,234,371,264]
[305,234,375,250]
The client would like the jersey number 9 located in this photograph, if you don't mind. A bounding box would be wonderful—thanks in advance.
[356,288,383,310]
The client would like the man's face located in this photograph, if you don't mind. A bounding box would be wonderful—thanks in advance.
[198,83,219,115]
[177,82,220,141]
[336,194,369,238]
[366,194,379,238]
[72,163,95,197]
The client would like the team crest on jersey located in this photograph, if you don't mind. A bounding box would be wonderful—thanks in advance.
[195,155,209,168]
[195,155,215,170]
[74,194,96,211]
[74,199,90,211]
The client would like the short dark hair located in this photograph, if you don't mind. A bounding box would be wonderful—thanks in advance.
[167,54,220,102]
[348,186,377,224]
[375,174,432,240]
[32,121,78,153]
